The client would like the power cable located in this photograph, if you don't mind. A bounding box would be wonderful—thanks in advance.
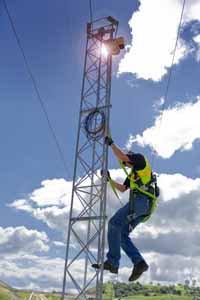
[84,109,105,140]
[151,0,186,170]
[2,0,70,178]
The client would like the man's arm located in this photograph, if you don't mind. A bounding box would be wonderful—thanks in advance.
[110,143,129,162]
[104,136,130,162]
[101,170,127,192]
[110,179,127,192]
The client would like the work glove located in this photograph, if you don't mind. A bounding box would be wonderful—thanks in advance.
[100,170,111,182]
[105,136,114,146]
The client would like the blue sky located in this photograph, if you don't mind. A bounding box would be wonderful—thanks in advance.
[1,0,200,291]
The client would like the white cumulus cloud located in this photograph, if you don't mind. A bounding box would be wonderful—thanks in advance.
[9,173,126,233]
[135,172,200,240]
[118,0,200,81]
[0,226,49,255]
[184,0,200,22]
[0,254,64,291]
[126,97,200,158]
[29,178,72,207]
[193,34,200,61]
[158,173,200,202]
[9,178,75,233]
[6,171,200,286]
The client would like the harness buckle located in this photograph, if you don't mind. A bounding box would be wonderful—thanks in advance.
[127,213,136,223]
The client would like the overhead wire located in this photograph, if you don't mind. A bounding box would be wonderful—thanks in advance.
[2,0,70,178]
[151,0,186,170]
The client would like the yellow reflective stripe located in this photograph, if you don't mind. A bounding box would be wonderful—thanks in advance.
[136,158,151,184]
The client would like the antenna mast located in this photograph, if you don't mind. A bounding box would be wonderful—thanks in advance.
[61,16,124,300]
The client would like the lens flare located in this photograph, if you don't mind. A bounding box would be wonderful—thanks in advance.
[101,44,108,57]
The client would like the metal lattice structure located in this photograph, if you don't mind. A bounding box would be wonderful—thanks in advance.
[61,17,122,300]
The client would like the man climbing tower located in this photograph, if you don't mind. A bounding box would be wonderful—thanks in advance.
[92,136,159,281]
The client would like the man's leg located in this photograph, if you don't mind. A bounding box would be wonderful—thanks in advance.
[120,216,145,265]
[121,193,151,264]
[106,202,130,268]
[120,199,149,281]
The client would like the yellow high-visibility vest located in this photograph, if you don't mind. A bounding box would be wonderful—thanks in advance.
[119,157,158,222]
[130,157,152,188]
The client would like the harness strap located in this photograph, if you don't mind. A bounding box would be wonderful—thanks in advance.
[108,177,120,200]
[119,159,129,177]
[108,177,126,207]
[119,159,156,200]
[119,159,158,223]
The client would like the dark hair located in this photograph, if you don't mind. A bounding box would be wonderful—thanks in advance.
[127,150,134,155]
[122,160,132,166]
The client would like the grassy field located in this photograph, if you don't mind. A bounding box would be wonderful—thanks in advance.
[0,282,62,300]
[0,280,198,300]
[121,295,192,300]
[0,286,12,300]
[15,291,61,299]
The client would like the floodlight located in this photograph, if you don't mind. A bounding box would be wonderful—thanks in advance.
[103,36,125,55]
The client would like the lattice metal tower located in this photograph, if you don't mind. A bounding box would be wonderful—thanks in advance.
[61,17,124,300]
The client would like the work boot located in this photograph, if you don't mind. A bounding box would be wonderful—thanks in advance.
[92,261,118,274]
[129,260,149,281]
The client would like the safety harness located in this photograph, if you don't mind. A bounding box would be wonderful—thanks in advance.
[119,158,159,223]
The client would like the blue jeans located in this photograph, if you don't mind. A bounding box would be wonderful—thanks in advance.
[106,193,151,268]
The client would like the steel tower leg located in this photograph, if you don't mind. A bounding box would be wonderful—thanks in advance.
[61,17,119,300]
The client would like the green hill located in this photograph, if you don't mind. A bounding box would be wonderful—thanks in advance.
[111,282,200,300]
[86,281,200,300]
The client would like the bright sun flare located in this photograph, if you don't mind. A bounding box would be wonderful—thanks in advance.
[101,44,108,57]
